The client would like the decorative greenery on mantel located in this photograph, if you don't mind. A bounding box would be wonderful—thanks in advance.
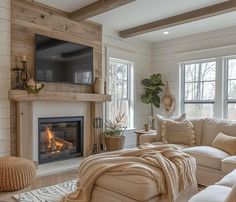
[141,74,165,128]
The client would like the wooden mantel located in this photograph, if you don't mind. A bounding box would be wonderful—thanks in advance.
[9,90,111,102]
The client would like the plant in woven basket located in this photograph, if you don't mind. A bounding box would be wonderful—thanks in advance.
[104,113,127,151]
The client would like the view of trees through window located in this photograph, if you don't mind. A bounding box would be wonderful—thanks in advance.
[182,60,216,118]
[227,58,236,120]
[107,58,132,127]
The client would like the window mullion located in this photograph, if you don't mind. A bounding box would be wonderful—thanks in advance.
[197,63,201,100]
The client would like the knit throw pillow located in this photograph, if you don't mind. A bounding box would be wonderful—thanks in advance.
[162,120,195,146]
[155,113,186,141]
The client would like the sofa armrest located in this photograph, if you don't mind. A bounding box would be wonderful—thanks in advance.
[139,133,157,145]
[222,156,236,173]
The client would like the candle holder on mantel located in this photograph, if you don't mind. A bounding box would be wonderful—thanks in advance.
[12,56,30,90]
[12,67,23,90]
[20,60,29,90]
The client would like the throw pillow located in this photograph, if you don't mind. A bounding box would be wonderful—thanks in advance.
[188,118,204,146]
[155,113,186,141]
[212,132,236,155]
[162,120,195,146]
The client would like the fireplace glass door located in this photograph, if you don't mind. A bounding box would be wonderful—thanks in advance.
[38,116,83,164]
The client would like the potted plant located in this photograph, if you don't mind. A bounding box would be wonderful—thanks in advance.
[141,74,165,129]
[104,113,127,151]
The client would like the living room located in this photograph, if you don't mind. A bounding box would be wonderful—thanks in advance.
[1,0,236,201]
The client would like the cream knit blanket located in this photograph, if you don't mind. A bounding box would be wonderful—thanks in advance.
[63,144,197,202]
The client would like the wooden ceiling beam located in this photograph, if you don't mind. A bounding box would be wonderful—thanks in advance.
[119,0,236,38]
[70,0,135,21]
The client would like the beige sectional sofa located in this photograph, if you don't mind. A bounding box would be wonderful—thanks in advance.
[139,118,236,186]
[90,174,198,202]
[189,169,236,202]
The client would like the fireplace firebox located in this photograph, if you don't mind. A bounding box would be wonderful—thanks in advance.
[38,116,83,164]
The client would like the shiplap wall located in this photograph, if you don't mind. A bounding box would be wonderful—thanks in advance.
[151,26,236,117]
[103,30,152,147]
[0,0,10,157]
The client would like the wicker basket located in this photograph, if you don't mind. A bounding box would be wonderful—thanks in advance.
[105,136,125,151]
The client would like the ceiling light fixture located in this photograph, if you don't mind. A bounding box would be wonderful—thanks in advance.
[163,31,169,35]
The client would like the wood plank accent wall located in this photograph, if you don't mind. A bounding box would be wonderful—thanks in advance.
[11,0,103,156]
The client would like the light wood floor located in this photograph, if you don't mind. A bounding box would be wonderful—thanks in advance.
[0,169,78,202]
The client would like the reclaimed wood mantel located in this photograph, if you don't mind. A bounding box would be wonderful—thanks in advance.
[9,90,111,103]
[9,90,110,160]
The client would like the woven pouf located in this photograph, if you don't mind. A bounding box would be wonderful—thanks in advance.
[0,157,36,191]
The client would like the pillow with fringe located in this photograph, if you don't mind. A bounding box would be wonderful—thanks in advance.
[155,113,186,141]
[162,120,195,146]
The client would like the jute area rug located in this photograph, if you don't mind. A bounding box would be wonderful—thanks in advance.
[13,180,77,202]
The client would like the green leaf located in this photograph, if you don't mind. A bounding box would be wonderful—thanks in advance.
[141,79,151,87]
[141,73,165,109]
[141,94,151,104]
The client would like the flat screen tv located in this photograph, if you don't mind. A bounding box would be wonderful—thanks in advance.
[35,34,93,85]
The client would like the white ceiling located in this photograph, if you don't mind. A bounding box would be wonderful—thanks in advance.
[35,0,98,12]
[35,0,236,43]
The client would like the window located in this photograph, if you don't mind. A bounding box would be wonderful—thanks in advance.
[107,57,133,128]
[226,57,236,120]
[181,60,216,118]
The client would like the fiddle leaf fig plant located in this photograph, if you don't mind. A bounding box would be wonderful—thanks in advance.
[141,74,165,128]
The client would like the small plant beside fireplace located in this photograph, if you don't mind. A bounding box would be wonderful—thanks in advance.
[104,113,127,151]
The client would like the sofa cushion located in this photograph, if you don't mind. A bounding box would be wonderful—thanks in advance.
[202,118,236,145]
[189,118,204,146]
[162,120,195,146]
[216,169,236,188]
[225,185,236,202]
[188,185,231,202]
[222,157,236,173]
[95,174,159,201]
[155,113,186,141]
[212,132,236,155]
[183,146,230,170]
[151,142,191,150]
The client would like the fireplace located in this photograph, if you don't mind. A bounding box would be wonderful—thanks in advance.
[38,116,84,164]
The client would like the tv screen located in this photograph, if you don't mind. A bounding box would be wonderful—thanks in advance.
[35,34,93,85]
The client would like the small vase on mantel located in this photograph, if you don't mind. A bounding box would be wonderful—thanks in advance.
[93,77,104,94]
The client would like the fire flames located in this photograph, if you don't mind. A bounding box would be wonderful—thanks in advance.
[46,127,64,152]
[55,141,64,151]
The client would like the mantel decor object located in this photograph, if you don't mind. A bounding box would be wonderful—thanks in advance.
[12,67,23,90]
[26,78,44,94]
[13,55,31,90]
[93,77,104,94]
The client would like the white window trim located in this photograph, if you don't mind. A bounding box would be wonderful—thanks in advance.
[180,58,216,117]
[106,57,134,129]
[180,55,236,119]
[224,56,236,119]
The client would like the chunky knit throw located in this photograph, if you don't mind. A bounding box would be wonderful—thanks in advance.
[63,144,197,202]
